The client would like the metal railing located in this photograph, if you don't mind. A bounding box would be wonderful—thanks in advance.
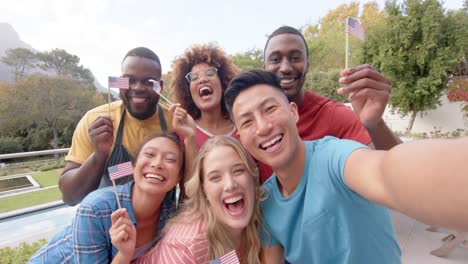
[0,148,70,160]
[0,148,70,221]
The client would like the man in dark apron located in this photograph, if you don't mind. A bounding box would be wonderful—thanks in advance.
[59,47,173,206]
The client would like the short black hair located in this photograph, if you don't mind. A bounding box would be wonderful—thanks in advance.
[224,70,284,117]
[263,25,309,61]
[122,47,162,69]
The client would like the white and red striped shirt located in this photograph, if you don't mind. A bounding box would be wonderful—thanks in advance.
[135,219,210,264]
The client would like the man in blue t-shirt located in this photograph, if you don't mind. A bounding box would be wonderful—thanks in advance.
[224,70,468,263]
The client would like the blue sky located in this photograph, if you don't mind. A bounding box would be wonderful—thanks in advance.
[2,0,464,85]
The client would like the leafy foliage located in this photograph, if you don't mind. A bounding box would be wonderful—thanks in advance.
[231,48,263,72]
[300,1,385,101]
[305,70,346,102]
[0,240,47,264]
[447,78,468,102]
[0,48,37,81]
[36,48,95,86]
[0,74,105,152]
[362,0,460,132]
[444,6,468,76]
[0,137,23,154]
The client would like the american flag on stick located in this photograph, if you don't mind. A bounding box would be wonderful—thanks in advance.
[108,76,129,89]
[108,161,133,181]
[347,17,365,41]
[208,250,239,264]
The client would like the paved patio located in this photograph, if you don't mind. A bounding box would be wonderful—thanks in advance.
[391,210,468,263]
[2,207,467,263]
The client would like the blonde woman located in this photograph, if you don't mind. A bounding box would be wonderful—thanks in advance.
[113,136,263,263]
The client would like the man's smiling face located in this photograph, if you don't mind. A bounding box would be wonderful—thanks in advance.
[120,56,162,120]
[264,33,309,102]
[231,83,300,171]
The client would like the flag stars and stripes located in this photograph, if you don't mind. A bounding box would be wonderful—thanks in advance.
[209,250,239,264]
[347,17,365,41]
[108,161,133,181]
[108,76,129,89]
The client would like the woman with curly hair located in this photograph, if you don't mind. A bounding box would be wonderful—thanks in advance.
[171,43,240,149]
[113,136,263,264]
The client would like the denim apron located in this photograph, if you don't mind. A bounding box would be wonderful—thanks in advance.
[99,104,168,188]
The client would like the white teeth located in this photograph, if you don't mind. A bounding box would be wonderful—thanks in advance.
[199,86,212,96]
[280,78,295,84]
[261,135,282,149]
[132,97,146,103]
[224,195,242,204]
[145,173,164,181]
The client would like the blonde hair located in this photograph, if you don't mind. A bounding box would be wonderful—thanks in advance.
[165,136,262,263]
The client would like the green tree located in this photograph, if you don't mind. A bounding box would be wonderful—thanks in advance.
[444,5,468,76]
[37,48,94,85]
[231,48,263,72]
[306,70,346,102]
[0,137,23,154]
[362,0,455,132]
[300,1,386,102]
[0,48,37,81]
[0,74,105,151]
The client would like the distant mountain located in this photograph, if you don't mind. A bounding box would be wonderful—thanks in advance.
[0,22,111,96]
[0,23,34,82]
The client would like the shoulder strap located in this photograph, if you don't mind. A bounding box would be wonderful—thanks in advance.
[157,104,167,133]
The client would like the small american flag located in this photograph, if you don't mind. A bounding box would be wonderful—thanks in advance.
[208,250,239,264]
[108,161,133,181]
[108,76,129,89]
[347,17,365,41]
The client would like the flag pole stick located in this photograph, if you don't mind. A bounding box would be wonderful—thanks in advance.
[159,93,174,107]
[112,180,122,209]
[108,87,112,116]
[345,17,349,69]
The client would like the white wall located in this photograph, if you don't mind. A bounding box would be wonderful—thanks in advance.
[347,96,467,133]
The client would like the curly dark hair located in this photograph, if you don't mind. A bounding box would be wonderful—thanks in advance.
[171,43,239,120]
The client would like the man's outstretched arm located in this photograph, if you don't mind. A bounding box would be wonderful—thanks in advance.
[345,136,468,231]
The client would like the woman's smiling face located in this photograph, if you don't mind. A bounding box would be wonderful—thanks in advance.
[202,145,255,233]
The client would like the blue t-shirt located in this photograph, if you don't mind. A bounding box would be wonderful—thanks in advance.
[261,137,401,264]
[29,181,176,264]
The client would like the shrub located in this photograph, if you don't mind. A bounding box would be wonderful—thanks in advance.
[0,239,47,263]
[0,137,23,154]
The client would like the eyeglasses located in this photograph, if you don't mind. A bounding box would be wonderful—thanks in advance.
[185,67,218,83]
[127,78,162,94]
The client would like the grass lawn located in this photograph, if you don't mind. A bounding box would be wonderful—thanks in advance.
[31,170,60,187]
[0,187,62,213]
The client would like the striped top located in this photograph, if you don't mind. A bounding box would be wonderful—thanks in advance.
[135,219,210,264]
